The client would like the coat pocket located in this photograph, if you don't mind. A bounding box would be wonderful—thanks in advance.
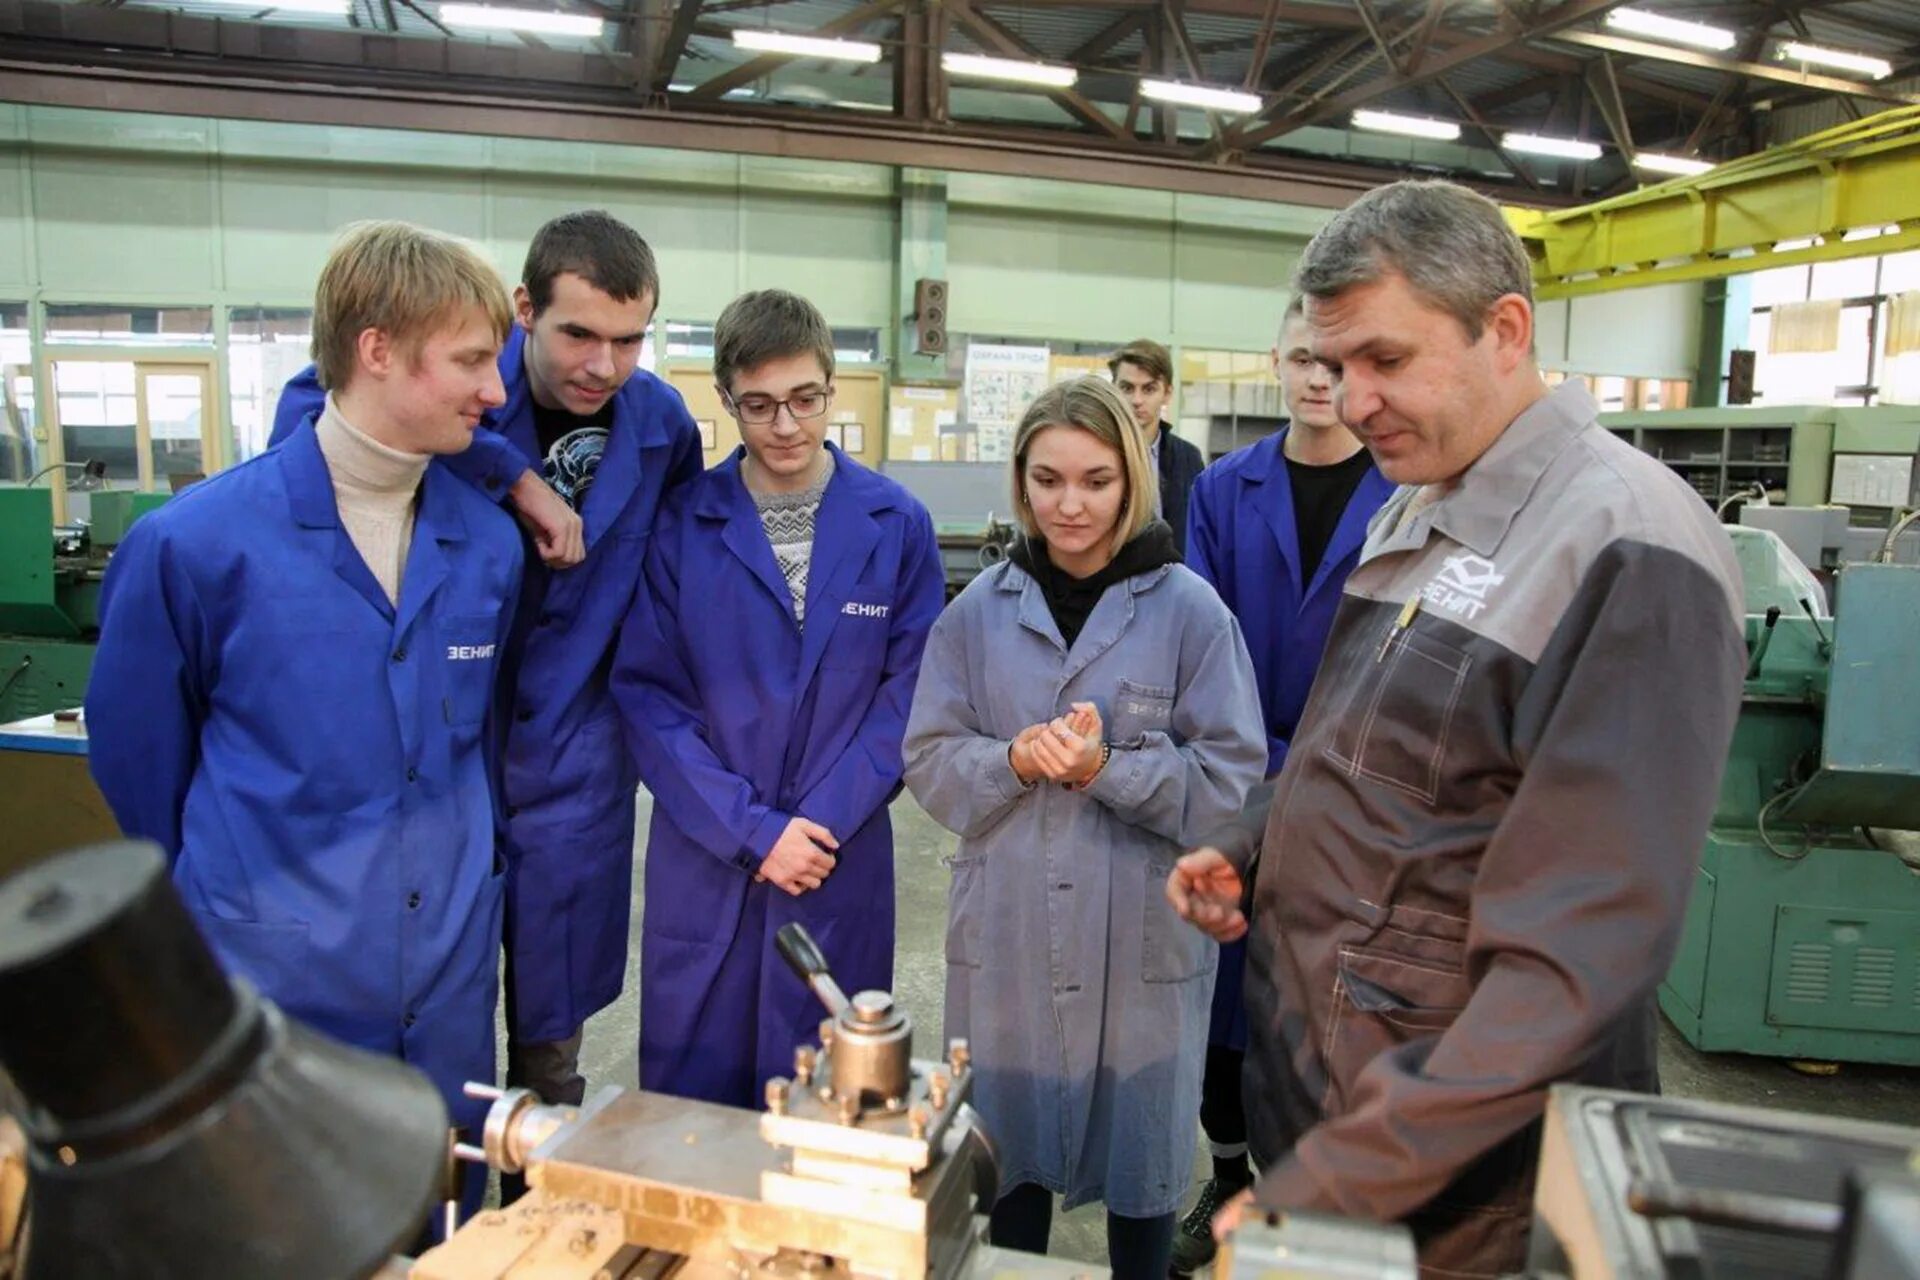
[190,912,311,1006]
[1321,627,1471,806]
[1110,679,1175,748]
[1143,858,1217,983]
[1323,944,1471,1111]
[944,855,986,969]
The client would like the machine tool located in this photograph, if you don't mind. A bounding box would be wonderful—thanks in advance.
[0,485,166,724]
[1528,1086,1920,1279]
[1658,525,1920,1066]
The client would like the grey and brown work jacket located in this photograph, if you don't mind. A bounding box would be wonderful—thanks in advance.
[1232,381,1746,1277]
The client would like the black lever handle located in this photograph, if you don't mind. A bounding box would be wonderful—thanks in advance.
[776,923,849,1016]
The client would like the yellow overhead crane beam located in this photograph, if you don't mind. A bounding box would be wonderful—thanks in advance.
[1506,105,1920,300]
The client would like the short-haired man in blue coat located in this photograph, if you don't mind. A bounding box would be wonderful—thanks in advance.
[613,289,946,1107]
[89,221,524,1215]
[272,211,702,1110]
[1169,295,1396,1273]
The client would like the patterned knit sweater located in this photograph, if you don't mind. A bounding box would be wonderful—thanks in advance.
[753,453,835,628]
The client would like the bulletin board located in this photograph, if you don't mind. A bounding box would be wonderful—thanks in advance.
[887,384,965,462]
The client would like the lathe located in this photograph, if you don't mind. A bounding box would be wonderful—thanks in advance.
[1658,525,1920,1067]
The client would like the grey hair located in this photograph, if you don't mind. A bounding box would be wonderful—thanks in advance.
[1292,180,1534,343]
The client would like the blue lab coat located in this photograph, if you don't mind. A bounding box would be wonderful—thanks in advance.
[273,330,702,1043]
[86,417,523,1164]
[1184,429,1396,1049]
[612,445,946,1107]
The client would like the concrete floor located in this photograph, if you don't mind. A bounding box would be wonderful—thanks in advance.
[551,789,1920,1270]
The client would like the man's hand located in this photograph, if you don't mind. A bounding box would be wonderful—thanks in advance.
[758,817,839,896]
[508,469,585,569]
[1211,1186,1256,1243]
[1166,848,1248,942]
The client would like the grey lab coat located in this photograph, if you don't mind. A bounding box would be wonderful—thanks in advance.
[902,559,1264,1218]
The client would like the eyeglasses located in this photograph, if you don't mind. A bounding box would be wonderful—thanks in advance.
[724,387,834,425]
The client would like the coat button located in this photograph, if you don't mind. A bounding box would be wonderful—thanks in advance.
[536,613,555,628]
[407,891,421,910]
[404,1013,417,1028]
[506,805,519,819]
[516,707,533,723]
[392,647,408,662]
[406,766,419,783]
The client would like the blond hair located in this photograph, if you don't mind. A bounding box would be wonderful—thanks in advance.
[1011,376,1158,555]
[311,221,512,390]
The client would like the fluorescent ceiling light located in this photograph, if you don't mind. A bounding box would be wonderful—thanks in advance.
[1604,7,1736,52]
[732,29,883,63]
[439,4,602,36]
[941,52,1076,88]
[1778,41,1892,79]
[1503,132,1603,161]
[1634,151,1713,177]
[203,0,350,12]
[1352,109,1460,141]
[1141,79,1263,114]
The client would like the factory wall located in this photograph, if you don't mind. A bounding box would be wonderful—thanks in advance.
[0,100,1710,484]
[0,105,1327,351]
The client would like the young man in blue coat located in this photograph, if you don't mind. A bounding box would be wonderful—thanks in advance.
[87,221,523,1212]
[274,212,703,1109]
[613,289,945,1107]
[1169,296,1397,1273]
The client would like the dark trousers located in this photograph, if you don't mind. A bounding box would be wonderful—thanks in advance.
[988,1182,1176,1280]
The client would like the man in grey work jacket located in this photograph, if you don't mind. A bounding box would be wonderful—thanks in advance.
[1167,179,1746,1277]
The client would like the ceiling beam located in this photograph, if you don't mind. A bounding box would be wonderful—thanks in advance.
[650,0,702,94]
[1436,74,1543,193]
[1065,10,1146,65]
[688,0,897,101]
[1232,0,1638,150]
[1241,0,1281,91]
[945,0,1128,139]
[1164,0,1225,143]
[1584,52,1635,162]
[1548,30,1920,107]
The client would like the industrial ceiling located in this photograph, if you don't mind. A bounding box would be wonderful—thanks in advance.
[1,0,1917,207]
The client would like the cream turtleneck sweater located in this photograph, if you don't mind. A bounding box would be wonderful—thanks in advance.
[315,397,430,606]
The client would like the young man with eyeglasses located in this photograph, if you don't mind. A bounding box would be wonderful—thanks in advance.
[612,289,945,1106]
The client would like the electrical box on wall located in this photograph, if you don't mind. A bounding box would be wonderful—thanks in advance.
[912,278,948,356]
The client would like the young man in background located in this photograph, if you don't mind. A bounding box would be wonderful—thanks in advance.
[1109,338,1204,557]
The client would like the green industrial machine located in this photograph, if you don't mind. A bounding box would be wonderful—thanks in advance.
[0,487,168,723]
[1660,526,1920,1066]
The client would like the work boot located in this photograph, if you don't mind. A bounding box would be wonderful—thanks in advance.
[1168,1176,1242,1275]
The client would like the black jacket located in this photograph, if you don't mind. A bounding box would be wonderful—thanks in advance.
[1156,426,1206,560]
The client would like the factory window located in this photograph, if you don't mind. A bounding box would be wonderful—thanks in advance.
[1740,240,1920,406]
[660,321,880,370]
[0,302,33,484]
[44,304,214,347]
[229,307,315,461]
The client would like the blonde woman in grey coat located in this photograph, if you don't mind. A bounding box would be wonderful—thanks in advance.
[902,376,1265,1278]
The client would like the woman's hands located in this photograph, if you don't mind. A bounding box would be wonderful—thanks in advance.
[1011,702,1106,787]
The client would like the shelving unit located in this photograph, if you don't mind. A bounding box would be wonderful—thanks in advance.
[1599,406,1841,511]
